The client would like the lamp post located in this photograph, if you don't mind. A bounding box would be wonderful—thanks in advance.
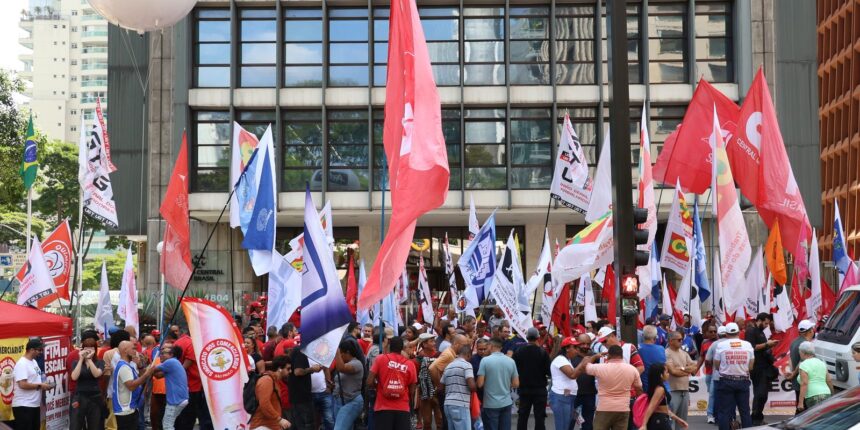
[156,241,165,334]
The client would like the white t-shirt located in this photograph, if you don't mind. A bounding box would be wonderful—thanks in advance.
[115,364,136,416]
[713,338,754,377]
[311,368,327,394]
[550,355,578,395]
[12,356,41,407]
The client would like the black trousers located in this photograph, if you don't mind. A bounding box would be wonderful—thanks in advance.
[116,411,139,430]
[516,391,547,430]
[11,406,40,430]
[174,391,213,430]
[71,392,105,430]
[647,413,673,430]
[574,393,596,430]
[374,410,411,430]
[751,369,770,423]
[291,402,315,430]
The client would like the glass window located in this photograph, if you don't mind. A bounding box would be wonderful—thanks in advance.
[557,107,600,169]
[421,7,461,86]
[283,111,323,191]
[372,9,389,87]
[193,111,231,191]
[510,7,549,85]
[284,8,323,87]
[328,110,369,190]
[601,3,642,84]
[649,105,685,169]
[240,9,277,87]
[330,8,369,87]
[695,1,732,82]
[647,3,687,83]
[464,108,506,189]
[194,9,231,88]
[511,108,552,188]
[555,6,596,84]
[464,8,505,85]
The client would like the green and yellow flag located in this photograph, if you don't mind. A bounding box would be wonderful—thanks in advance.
[20,115,38,190]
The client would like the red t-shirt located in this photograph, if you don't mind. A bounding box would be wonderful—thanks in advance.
[277,378,292,410]
[701,340,715,375]
[174,335,203,392]
[371,353,417,412]
[274,339,298,358]
[358,338,372,356]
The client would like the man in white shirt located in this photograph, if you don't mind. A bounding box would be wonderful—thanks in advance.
[712,323,755,430]
[13,338,52,430]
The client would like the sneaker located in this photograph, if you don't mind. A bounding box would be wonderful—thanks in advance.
[707,416,716,424]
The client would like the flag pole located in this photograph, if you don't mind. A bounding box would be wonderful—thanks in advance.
[531,197,553,318]
[25,189,32,259]
[378,159,387,348]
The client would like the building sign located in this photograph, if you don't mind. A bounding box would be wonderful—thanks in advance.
[191,252,227,283]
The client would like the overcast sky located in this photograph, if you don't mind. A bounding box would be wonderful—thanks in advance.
[0,0,30,72]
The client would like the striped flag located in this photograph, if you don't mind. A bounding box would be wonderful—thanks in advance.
[554,211,614,284]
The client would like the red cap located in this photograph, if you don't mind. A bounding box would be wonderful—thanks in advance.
[533,320,546,330]
[150,330,161,337]
[560,337,580,348]
[281,338,297,349]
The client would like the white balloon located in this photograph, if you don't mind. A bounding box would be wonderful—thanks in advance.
[87,0,198,33]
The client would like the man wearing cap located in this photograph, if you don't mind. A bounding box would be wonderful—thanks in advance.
[572,345,643,430]
[712,322,755,430]
[786,319,816,414]
[13,338,51,430]
[416,333,442,430]
[173,327,213,430]
[747,313,779,425]
[573,334,597,430]
[513,327,551,430]
[697,322,720,424]
[594,327,645,374]
[656,314,672,347]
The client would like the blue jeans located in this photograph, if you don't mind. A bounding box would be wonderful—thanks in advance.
[312,392,334,430]
[716,378,752,430]
[333,394,363,430]
[163,403,187,430]
[706,374,715,417]
[573,393,596,430]
[481,405,511,430]
[548,392,575,430]
[444,404,471,430]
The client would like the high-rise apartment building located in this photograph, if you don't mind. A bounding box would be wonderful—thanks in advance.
[19,0,108,144]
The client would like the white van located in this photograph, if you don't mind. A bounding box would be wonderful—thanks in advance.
[814,285,860,390]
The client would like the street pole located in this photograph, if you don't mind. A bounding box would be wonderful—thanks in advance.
[156,241,165,334]
[606,0,637,344]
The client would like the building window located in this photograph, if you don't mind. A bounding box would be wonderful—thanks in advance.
[601,2,642,84]
[72,10,78,16]
[327,110,369,190]
[557,106,600,167]
[71,27,77,32]
[648,2,687,83]
[72,43,77,48]
[284,8,323,87]
[695,1,732,82]
[464,108,506,189]
[509,7,550,85]
[649,105,685,162]
[372,9,390,87]
[372,110,385,188]
[283,110,323,191]
[555,5,596,84]
[71,126,77,131]
[422,7,460,86]
[71,110,77,115]
[464,7,505,85]
[194,9,231,88]
[329,8,369,87]
[511,108,552,188]
[240,9,277,87]
[192,111,231,192]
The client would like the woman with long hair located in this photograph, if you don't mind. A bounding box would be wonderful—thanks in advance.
[333,339,365,430]
[639,363,688,430]
[243,335,266,375]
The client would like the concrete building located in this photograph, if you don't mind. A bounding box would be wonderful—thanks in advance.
[19,0,109,144]
[129,0,820,319]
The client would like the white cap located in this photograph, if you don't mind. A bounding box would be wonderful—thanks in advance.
[725,322,740,334]
[412,322,424,330]
[717,326,727,336]
[597,326,615,341]
[798,320,815,332]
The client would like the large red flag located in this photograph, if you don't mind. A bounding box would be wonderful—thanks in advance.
[160,132,193,290]
[602,264,617,322]
[358,0,449,309]
[820,278,836,318]
[345,250,358,318]
[552,283,572,337]
[16,220,75,303]
[731,69,812,267]
[653,80,740,193]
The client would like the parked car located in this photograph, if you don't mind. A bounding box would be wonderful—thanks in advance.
[749,385,860,430]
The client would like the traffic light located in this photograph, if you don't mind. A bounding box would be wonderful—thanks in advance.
[621,273,639,298]
[632,206,650,266]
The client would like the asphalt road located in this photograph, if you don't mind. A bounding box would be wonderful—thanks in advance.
[515,414,794,429]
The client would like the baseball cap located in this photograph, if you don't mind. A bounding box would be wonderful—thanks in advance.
[725,322,740,334]
[596,326,615,341]
[526,327,540,341]
[560,337,580,348]
[412,322,424,330]
[418,333,435,342]
[280,338,298,350]
[26,338,44,351]
[150,330,161,337]
[798,320,815,333]
[717,326,727,336]
[659,314,672,321]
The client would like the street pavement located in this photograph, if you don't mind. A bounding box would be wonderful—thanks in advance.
[516,414,794,429]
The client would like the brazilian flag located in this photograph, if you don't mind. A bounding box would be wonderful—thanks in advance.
[20,114,38,190]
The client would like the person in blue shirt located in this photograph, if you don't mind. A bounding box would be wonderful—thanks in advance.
[656,315,672,347]
[638,325,667,393]
[682,314,701,359]
[155,345,189,430]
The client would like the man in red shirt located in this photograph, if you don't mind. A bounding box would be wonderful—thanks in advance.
[358,323,374,356]
[367,336,417,430]
[173,330,213,430]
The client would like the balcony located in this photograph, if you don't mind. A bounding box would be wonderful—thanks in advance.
[81,30,108,43]
[18,53,32,63]
[81,14,104,22]
[19,36,32,49]
[81,79,107,88]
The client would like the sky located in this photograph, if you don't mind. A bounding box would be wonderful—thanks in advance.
[0,0,29,72]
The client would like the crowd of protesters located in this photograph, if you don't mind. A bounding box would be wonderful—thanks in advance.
[7,304,857,430]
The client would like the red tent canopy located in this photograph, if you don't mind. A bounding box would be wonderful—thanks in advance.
[0,301,72,339]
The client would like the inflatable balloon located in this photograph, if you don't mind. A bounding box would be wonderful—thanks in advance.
[87,0,198,33]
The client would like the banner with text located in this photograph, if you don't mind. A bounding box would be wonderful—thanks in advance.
[43,335,70,430]
[0,337,27,421]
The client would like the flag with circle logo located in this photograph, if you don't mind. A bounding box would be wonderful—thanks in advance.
[660,180,694,277]
[20,115,38,190]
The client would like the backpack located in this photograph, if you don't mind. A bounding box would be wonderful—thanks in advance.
[379,354,409,400]
[243,373,277,418]
[632,393,649,428]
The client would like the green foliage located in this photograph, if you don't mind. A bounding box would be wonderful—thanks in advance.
[0,71,29,213]
[32,140,80,229]
[81,250,129,291]
[0,212,48,246]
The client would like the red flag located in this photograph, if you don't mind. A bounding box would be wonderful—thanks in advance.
[17,220,75,303]
[552,283,572,337]
[820,278,836,318]
[790,273,808,322]
[358,0,449,309]
[732,69,812,268]
[653,80,740,193]
[160,132,193,290]
[345,250,358,318]
[602,264,616,322]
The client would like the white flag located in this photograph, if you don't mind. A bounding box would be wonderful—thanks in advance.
[356,260,376,326]
[554,212,614,284]
[712,254,724,325]
[675,268,692,319]
[267,252,302,333]
[576,272,590,306]
[78,116,118,228]
[117,247,139,333]
[492,231,532,339]
[773,285,794,332]
[660,180,694,276]
[526,230,552,298]
[661,274,673,319]
[94,261,114,336]
[469,194,480,239]
[743,248,766,318]
[418,255,435,325]
[550,114,593,213]
[17,237,56,308]
[637,105,657,248]
[760,274,772,315]
[806,231,823,321]
[585,129,612,223]
[583,275,598,323]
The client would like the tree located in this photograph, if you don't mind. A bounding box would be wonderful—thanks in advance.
[0,212,47,246]
[0,71,29,212]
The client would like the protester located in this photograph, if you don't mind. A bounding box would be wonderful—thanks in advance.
[415,332,442,430]
[310,363,334,430]
[13,338,51,430]
[573,344,642,430]
[289,348,322,430]
[746,312,778,426]
[245,335,266,375]
[103,329,132,430]
[477,338,519,430]
[367,336,418,430]
[173,328,212,430]
[796,341,833,411]
[488,307,505,331]
[548,337,579,430]
[637,363,688,430]
[71,331,106,430]
[596,327,645,373]
[703,325,727,424]
[154,345,188,430]
[656,315,672,346]
[250,355,291,430]
[786,319,816,413]
[150,340,172,430]
[638,325,666,392]
[332,339,364,430]
[573,333,597,430]
[680,315,700,359]
[262,326,281,362]
[664,331,696,430]
[358,323,374,355]
[471,337,490,401]
[112,341,155,430]
[713,322,754,430]
[440,345,476,430]
[513,327,551,430]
